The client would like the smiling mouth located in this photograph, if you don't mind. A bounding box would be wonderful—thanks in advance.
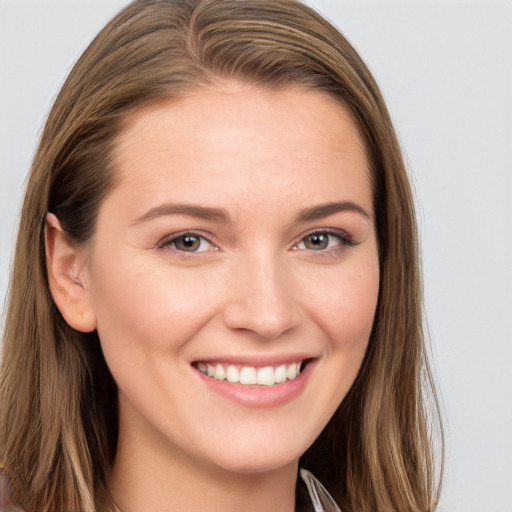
[193,360,310,386]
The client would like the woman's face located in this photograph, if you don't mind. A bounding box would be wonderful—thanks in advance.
[79,84,379,475]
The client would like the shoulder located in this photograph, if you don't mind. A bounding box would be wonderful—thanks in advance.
[0,468,24,512]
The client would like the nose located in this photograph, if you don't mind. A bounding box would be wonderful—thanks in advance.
[222,252,301,340]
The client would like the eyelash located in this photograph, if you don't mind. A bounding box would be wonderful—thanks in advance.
[156,228,355,256]
[157,231,218,255]
[292,228,355,252]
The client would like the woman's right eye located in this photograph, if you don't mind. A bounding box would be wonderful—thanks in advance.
[157,232,216,253]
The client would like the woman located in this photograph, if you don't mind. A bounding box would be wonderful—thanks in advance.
[0,0,443,510]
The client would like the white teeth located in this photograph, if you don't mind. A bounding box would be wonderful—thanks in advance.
[256,366,274,386]
[286,363,297,380]
[215,364,225,381]
[274,364,287,383]
[226,365,239,383]
[239,367,257,385]
[196,360,305,386]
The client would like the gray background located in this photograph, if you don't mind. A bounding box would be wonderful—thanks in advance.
[1,1,511,510]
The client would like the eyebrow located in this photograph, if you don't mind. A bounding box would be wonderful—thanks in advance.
[132,202,232,226]
[294,201,372,223]
[132,200,371,227]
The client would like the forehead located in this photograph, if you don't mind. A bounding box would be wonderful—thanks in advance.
[110,84,372,215]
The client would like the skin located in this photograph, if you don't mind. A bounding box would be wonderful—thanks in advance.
[46,84,380,512]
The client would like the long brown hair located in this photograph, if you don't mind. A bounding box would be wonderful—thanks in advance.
[0,1,443,510]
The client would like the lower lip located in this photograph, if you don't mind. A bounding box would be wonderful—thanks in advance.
[193,361,315,408]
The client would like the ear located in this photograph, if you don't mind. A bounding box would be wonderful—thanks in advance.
[45,213,97,333]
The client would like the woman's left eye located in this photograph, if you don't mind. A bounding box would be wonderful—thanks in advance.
[158,233,215,253]
[295,231,352,251]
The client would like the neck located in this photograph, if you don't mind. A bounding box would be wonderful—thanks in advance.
[108,411,298,512]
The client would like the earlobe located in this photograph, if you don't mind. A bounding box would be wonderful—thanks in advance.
[45,213,97,333]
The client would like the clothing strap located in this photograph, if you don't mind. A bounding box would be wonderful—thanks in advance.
[300,468,341,512]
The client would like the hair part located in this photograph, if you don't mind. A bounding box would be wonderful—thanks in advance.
[0,1,443,510]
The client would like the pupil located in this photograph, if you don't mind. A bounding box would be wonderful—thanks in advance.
[307,234,328,250]
[177,236,199,251]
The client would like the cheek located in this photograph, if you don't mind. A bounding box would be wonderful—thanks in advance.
[86,257,225,355]
[300,258,379,434]
[310,260,380,351]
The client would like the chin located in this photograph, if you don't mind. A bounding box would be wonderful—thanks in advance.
[215,457,299,476]
[205,438,309,476]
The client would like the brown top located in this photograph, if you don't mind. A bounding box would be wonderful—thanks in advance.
[0,469,23,512]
